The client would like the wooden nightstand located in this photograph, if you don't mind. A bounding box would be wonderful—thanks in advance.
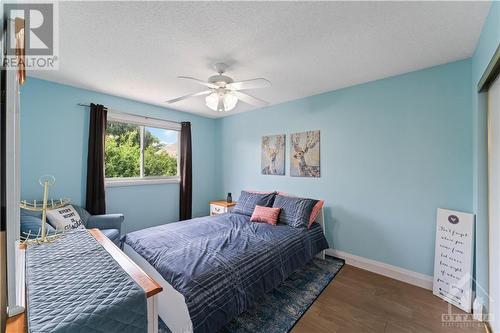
[210,201,237,216]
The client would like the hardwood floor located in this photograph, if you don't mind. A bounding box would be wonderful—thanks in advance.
[292,265,486,333]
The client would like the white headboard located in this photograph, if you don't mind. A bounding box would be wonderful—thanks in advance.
[314,207,326,236]
[314,208,327,260]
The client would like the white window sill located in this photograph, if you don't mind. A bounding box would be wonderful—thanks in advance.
[105,177,180,187]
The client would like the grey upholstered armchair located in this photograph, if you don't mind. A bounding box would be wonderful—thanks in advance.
[20,204,124,245]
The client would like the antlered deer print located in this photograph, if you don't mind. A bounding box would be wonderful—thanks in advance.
[261,134,285,175]
[291,131,320,177]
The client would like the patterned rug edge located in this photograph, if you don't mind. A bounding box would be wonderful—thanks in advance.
[159,255,345,333]
[286,255,345,333]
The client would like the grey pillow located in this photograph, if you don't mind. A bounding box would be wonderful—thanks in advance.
[233,191,276,216]
[20,214,56,238]
[272,195,318,228]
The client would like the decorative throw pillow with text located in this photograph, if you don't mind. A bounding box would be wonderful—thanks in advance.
[46,205,85,231]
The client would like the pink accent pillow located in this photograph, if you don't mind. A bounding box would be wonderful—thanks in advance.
[308,200,325,229]
[250,205,281,226]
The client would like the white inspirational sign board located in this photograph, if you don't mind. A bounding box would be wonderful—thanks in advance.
[433,208,474,313]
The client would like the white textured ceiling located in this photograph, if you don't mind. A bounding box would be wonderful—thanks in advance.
[31,1,491,118]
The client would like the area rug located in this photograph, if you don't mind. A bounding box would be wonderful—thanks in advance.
[159,255,344,333]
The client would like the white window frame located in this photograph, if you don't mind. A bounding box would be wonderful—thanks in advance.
[105,112,181,187]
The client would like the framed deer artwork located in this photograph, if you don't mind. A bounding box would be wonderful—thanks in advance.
[290,130,320,177]
[261,134,285,175]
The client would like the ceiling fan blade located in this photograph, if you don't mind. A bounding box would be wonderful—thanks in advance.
[178,76,218,89]
[233,91,269,107]
[165,90,211,104]
[227,78,271,90]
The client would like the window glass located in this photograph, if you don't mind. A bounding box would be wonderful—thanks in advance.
[105,121,140,178]
[144,127,178,177]
[104,119,180,180]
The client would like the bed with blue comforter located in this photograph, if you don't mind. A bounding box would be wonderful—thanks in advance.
[124,212,328,333]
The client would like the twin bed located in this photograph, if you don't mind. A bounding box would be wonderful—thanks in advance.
[123,194,328,333]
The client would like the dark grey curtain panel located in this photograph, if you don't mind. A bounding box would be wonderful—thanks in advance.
[85,103,107,215]
[179,122,192,221]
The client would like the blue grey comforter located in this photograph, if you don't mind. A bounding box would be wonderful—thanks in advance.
[124,213,329,333]
[27,230,147,333]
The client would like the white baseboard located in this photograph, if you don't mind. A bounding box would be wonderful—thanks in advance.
[326,249,433,290]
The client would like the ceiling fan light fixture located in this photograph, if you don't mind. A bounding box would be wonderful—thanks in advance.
[223,92,238,111]
[205,92,219,111]
[205,91,238,112]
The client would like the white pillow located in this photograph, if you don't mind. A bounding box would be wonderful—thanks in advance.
[46,205,85,231]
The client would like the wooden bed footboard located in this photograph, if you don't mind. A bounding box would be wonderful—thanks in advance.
[7,230,163,333]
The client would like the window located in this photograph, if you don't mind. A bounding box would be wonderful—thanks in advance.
[104,112,181,186]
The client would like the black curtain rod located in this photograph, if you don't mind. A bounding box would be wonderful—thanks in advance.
[77,103,182,125]
[77,103,108,110]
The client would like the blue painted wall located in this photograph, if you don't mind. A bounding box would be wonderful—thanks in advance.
[472,0,500,305]
[216,60,473,276]
[20,41,484,282]
[20,78,217,233]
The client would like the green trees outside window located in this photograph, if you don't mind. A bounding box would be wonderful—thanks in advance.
[105,121,178,178]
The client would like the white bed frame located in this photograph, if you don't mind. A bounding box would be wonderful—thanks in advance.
[316,208,326,259]
[124,243,193,333]
[123,208,326,333]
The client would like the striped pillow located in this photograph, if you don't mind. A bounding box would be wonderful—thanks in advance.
[272,195,318,228]
[233,191,277,216]
[250,205,281,225]
[272,192,324,229]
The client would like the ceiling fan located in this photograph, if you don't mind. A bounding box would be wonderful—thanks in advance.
[166,63,271,112]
